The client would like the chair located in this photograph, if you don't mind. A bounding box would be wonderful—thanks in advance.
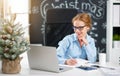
[44,8,78,47]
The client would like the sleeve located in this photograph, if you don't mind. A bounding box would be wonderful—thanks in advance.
[83,38,97,63]
[56,36,70,64]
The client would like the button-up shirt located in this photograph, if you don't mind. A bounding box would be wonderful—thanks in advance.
[57,33,97,64]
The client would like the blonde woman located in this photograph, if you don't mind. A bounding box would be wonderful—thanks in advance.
[57,13,97,66]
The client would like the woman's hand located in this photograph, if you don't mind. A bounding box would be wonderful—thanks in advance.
[65,59,77,66]
[80,37,88,46]
[77,32,88,47]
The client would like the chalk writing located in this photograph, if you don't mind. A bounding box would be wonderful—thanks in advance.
[38,0,105,19]
[31,6,39,14]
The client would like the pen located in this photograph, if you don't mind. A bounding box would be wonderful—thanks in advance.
[92,65,115,70]
[99,66,115,70]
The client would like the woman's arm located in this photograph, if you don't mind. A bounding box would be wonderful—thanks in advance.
[56,36,70,64]
[83,38,97,63]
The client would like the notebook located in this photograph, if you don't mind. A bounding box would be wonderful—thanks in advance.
[27,44,73,73]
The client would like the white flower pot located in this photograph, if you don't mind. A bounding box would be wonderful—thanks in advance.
[113,41,120,48]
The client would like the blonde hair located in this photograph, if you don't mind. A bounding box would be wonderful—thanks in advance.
[72,13,92,28]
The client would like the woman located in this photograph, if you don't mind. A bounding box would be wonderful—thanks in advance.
[57,13,97,66]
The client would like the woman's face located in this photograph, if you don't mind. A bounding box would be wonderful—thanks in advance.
[73,20,89,39]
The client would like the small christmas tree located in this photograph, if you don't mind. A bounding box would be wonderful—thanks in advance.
[0,14,30,60]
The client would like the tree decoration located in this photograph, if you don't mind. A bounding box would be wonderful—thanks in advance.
[0,14,30,60]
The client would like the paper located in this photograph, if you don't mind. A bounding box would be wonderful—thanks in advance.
[72,58,90,67]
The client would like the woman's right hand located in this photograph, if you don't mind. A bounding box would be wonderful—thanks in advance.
[65,59,77,66]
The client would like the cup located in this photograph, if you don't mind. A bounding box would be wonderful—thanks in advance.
[99,53,106,65]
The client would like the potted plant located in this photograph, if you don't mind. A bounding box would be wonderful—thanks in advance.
[0,14,30,74]
[113,34,120,48]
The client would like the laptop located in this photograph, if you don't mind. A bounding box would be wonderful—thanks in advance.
[27,44,73,73]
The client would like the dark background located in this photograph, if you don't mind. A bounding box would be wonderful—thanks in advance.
[29,0,107,53]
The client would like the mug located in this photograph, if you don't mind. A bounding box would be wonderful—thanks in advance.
[99,53,106,65]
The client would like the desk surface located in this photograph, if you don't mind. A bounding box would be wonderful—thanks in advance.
[0,66,104,76]
[0,52,112,76]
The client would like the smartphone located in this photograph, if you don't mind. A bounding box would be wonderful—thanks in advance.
[77,66,97,71]
[91,65,100,68]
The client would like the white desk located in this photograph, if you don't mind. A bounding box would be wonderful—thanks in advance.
[0,52,109,76]
[0,66,104,76]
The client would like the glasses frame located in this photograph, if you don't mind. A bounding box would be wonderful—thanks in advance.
[73,26,86,31]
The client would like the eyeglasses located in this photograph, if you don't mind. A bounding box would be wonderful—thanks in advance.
[73,26,86,31]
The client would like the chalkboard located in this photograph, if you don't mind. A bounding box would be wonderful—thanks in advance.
[29,0,107,53]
